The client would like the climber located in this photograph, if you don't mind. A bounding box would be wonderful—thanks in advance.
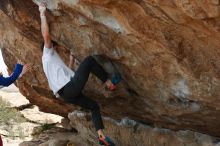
[0,59,31,88]
[38,2,121,146]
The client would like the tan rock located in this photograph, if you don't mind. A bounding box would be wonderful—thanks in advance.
[19,127,89,146]
[20,105,63,124]
[21,110,220,146]
[39,139,69,146]
[67,110,220,146]
[0,90,29,107]
[1,0,220,137]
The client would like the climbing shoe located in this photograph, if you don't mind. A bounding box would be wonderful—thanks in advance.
[108,73,122,91]
[98,136,115,146]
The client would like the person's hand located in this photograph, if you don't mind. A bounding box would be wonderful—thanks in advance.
[69,52,75,62]
[20,64,31,77]
[69,52,80,70]
[0,72,3,76]
[17,60,24,65]
[70,52,80,65]
[39,1,47,15]
[74,57,80,65]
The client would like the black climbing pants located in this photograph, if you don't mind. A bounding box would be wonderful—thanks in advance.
[58,56,108,131]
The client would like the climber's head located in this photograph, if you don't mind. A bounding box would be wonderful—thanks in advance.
[41,40,58,52]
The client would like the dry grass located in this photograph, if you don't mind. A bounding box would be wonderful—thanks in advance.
[0,97,25,124]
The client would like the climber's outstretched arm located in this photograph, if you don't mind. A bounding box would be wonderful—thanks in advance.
[0,60,31,87]
[0,64,23,87]
[39,2,52,49]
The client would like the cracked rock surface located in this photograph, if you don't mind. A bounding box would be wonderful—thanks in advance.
[1,0,220,137]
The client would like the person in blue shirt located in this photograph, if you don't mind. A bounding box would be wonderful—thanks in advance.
[0,60,31,88]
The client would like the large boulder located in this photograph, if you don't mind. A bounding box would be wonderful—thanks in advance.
[19,111,220,146]
[1,0,220,137]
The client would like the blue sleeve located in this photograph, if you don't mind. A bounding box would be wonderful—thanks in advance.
[0,64,23,87]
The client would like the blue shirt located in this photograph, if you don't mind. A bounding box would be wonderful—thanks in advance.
[0,64,23,87]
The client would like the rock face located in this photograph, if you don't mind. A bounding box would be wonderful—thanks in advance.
[20,111,220,146]
[1,0,220,137]
[0,85,64,146]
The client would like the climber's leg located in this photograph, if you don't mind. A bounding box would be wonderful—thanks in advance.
[68,55,121,94]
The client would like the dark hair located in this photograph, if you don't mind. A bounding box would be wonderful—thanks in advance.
[41,40,58,51]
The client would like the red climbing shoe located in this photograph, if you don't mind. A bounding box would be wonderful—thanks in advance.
[98,136,115,146]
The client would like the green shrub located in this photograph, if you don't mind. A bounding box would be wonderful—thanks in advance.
[0,97,25,124]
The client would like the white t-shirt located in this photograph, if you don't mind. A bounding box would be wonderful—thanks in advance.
[42,47,75,95]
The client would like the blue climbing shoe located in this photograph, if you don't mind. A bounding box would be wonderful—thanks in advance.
[98,136,115,146]
[109,73,122,91]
